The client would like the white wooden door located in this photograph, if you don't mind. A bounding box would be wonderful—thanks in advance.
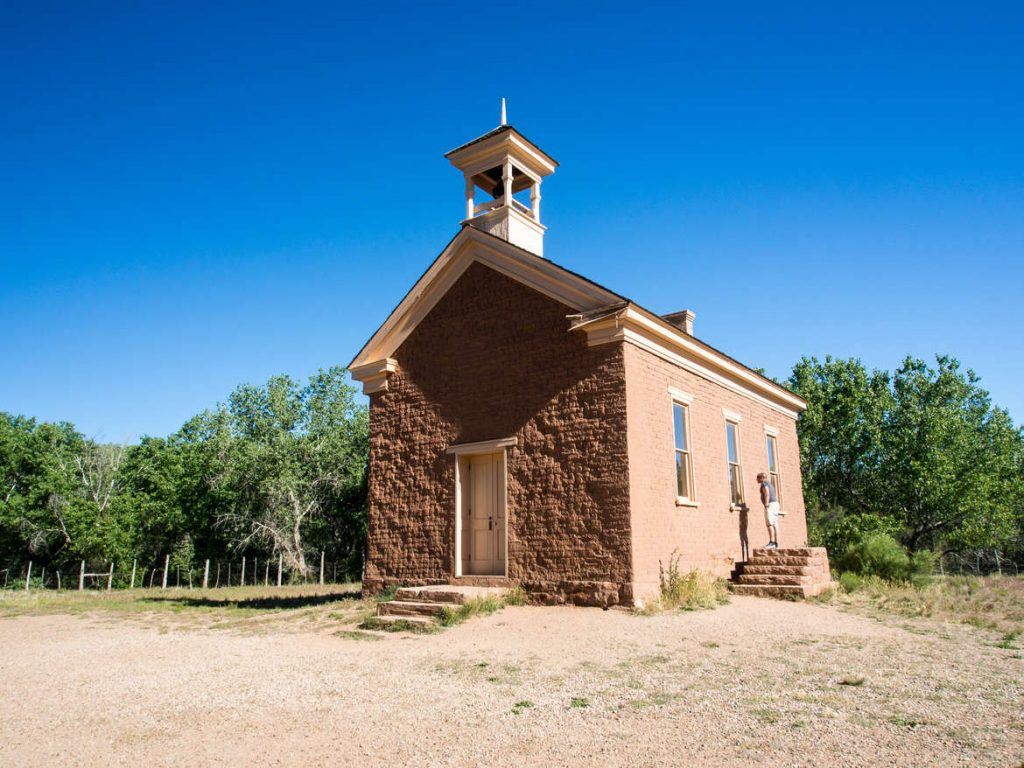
[465,452,504,576]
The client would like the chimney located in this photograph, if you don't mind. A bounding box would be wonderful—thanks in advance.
[662,310,696,335]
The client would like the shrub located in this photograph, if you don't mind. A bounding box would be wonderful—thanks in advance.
[838,532,935,585]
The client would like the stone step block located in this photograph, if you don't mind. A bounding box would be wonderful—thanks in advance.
[746,555,817,567]
[739,564,807,576]
[395,588,467,604]
[370,615,437,630]
[377,600,460,618]
[735,573,810,586]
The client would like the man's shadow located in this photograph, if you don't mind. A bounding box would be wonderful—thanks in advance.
[738,504,749,562]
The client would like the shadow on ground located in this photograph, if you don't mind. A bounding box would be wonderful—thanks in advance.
[140,591,363,611]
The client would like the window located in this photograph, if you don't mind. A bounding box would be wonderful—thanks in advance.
[765,433,783,507]
[726,420,744,506]
[673,401,694,501]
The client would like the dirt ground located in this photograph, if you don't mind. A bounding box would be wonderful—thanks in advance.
[0,590,1021,767]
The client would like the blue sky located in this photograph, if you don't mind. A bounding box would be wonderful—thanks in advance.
[2,1,1022,441]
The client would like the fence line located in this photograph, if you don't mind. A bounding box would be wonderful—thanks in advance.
[6,551,352,593]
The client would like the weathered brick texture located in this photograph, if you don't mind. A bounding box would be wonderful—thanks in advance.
[623,343,807,601]
[365,262,634,604]
[364,260,810,607]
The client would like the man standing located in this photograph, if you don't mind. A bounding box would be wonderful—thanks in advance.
[757,472,780,550]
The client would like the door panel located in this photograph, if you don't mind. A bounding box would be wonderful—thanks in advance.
[465,452,505,576]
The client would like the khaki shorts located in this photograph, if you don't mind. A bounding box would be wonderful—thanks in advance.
[765,501,781,527]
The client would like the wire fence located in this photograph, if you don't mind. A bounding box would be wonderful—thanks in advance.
[938,550,1022,577]
[2,551,356,593]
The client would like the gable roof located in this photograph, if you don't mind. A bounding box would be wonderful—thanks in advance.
[348,225,624,369]
[348,226,806,416]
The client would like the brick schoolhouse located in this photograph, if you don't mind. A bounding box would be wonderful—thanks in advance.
[350,117,829,608]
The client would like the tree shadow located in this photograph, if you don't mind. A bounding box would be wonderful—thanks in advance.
[140,591,363,611]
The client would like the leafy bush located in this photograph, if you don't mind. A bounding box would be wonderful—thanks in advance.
[838,532,934,585]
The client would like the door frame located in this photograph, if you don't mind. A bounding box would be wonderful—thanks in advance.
[448,437,515,578]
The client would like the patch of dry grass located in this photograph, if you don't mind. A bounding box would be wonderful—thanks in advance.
[0,583,366,632]
[635,551,730,614]
[819,575,1024,638]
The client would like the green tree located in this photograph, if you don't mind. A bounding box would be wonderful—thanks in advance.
[790,355,1024,559]
[192,367,369,579]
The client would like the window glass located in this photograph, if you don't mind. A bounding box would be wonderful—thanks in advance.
[673,403,687,451]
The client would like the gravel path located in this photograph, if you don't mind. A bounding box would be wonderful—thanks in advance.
[1,596,1021,767]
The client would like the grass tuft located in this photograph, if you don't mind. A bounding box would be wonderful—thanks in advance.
[570,697,589,708]
[358,616,439,634]
[511,700,534,715]
[838,675,866,686]
[634,551,730,614]
[437,595,505,627]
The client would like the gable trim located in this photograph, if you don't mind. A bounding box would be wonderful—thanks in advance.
[348,226,623,377]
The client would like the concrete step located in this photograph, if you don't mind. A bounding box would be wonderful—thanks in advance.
[370,615,437,630]
[377,600,461,618]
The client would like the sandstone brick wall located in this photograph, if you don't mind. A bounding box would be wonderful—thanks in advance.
[365,261,634,604]
[623,343,807,602]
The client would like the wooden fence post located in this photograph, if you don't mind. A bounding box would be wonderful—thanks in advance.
[56,571,61,591]
[215,561,221,588]
[79,560,86,591]
[227,562,231,588]
[264,561,269,586]
[203,559,210,589]
[130,559,137,590]
[253,558,257,588]
[319,551,325,585]
[277,553,282,587]
[241,556,246,587]
[25,561,32,593]
[162,554,169,590]
[107,562,114,591]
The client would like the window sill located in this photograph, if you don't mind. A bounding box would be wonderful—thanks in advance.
[675,498,700,508]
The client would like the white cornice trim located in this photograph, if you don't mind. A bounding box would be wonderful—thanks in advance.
[446,436,518,455]
[581,307,804,419]
[764,425,780,437]
[349,358,397,395]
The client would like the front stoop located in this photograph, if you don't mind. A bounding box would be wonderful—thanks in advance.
[730,547,835,599]
[373,584,510,628]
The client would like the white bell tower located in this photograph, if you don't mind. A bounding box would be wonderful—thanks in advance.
[444,102,558,257]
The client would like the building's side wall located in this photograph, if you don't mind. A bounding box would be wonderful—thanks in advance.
[364,260,633,605]
[623,342,807,602]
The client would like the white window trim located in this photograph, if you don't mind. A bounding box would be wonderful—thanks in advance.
[671,396,697,504]
[764,431,784,512]
[668,386,693,405]
[725,417,745,510]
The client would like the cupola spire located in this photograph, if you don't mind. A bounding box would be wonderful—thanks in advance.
[444,114,558,257]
